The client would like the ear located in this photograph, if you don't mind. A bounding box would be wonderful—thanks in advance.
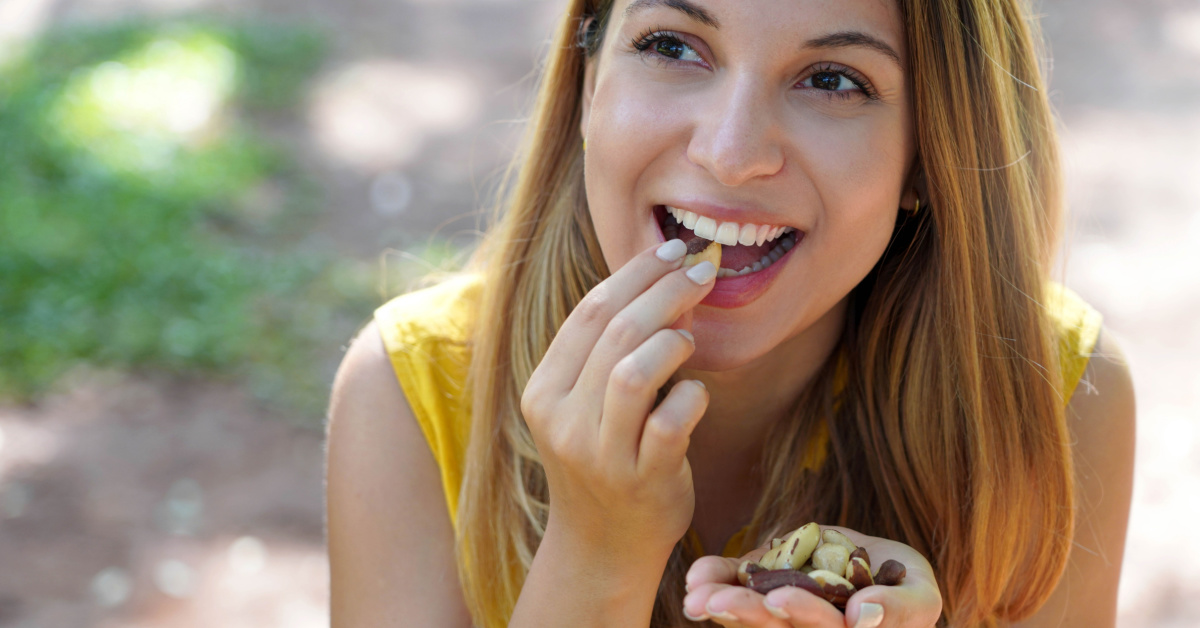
[900,157,928,211]
[579,18,599,143]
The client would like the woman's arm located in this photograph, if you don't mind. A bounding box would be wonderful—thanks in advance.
[326,320,473,627]
[327,320,671,628]
[1013,327,1137,628]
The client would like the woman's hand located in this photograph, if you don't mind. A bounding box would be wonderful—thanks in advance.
[683,526,943,627]
[520,239,717,563]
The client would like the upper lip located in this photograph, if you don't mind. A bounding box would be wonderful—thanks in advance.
[658,200,798,231]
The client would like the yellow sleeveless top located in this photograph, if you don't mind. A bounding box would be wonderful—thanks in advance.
[374,274,1102,559]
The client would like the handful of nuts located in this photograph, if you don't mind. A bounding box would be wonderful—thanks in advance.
[735,523,907,611]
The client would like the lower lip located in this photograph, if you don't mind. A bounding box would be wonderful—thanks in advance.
[653,209,802,309]
[701,238,799,308]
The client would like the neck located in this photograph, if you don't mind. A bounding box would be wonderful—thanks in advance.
[680,298,847,488]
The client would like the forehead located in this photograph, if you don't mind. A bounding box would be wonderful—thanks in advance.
[614,0,907,56]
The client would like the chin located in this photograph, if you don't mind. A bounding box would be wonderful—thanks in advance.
[680,339,771,372]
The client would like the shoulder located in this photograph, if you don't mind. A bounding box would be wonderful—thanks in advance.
[325,319,474,626]
[1065,326,1136,457]
[1063,326,1136,541]
[326,319,423,522]
[1063,326,1136,539]
[328,319,406,423]
[1017,327,1135,627]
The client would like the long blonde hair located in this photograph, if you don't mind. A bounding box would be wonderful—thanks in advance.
[453,0,1072,625]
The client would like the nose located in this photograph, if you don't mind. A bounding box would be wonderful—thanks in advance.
[686,76,786,186]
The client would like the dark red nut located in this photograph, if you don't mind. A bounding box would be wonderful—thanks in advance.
[745,568,825,598]
[874,559,907,586]
[849,546,871,568]
[686,237,714,255]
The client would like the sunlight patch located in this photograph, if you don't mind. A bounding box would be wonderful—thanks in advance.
[52,30,238,173]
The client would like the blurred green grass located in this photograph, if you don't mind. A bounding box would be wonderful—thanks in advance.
[0,19,398,424]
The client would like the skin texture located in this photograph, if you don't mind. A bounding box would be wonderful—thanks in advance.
[326,321,474,627]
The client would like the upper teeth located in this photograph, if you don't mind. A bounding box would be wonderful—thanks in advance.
[666,206,794,247]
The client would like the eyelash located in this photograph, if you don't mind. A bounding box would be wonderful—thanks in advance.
[629,28,880,102]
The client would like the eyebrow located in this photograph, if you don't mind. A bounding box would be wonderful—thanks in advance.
[624,0,720,29]
[804,31,903,69]
[623,0,903,70]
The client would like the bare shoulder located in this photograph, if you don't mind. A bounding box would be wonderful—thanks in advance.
[1014,327,1136,628]
[1062,327,1137,488]
[326,319,472,628]
[1067,327,1136,440]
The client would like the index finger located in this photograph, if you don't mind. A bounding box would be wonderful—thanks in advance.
[532,239,689,394]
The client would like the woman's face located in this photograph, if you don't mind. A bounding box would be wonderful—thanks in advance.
[580,0,916,371]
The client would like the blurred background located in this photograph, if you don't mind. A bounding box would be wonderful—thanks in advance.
[0,0,1196,626]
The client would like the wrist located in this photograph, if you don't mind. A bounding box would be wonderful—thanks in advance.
[541,517,672,596]
[511,520,670,627]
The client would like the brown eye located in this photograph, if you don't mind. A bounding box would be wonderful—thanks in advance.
[810,71,852,91]
[633,31,704,64]
[799,65,877,100]
[655,39,688,59]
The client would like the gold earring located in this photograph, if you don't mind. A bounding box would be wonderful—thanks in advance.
[583,138,587,152]
[913,199,920,214]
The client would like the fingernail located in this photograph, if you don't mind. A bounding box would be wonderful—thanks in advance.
[763,599,789,619]
[854,602,884,628]
[676,328,694,344]
[682,606,708,621]
[705,604,737,621]
[686,260,717,284]
[692,379,706,390]
[657,239,687,262]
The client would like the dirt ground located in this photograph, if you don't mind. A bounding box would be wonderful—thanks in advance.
[1,0,1198,626]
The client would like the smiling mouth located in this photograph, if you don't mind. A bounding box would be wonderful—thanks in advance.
[654,205,800,278]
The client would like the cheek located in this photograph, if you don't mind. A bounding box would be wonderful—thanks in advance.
[584,76,689,271]
[819,192,901,288]
[589,72,687,148]
[797,117,910,286]
[796,111,911,195]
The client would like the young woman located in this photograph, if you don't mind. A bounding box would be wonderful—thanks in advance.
[326,0,1136,626]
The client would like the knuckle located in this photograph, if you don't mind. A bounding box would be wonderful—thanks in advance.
[574,287,613,328]
[610,356,652,393]
[540,420,587,463]
[605,314,643,347]
[643,414,686,442]
[546,426,577,458]
[519,384,544,425]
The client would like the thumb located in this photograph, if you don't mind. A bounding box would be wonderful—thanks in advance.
[845,601,884,628]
